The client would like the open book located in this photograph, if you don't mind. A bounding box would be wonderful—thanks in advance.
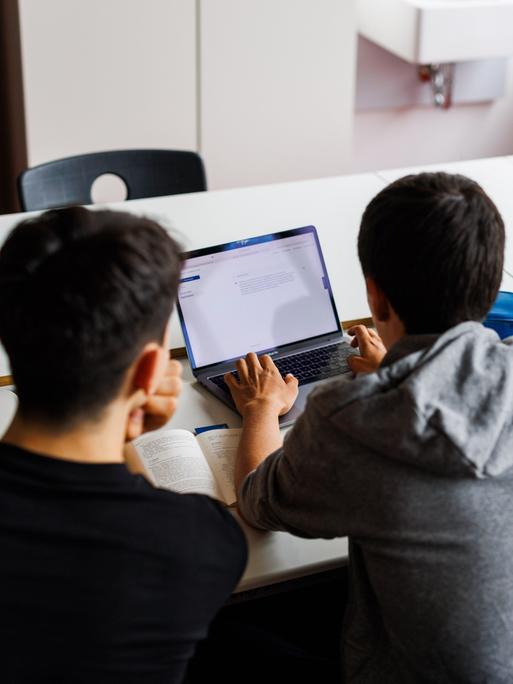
[132,428,241,505]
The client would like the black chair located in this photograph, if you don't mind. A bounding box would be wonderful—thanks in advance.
[17,149,207,211]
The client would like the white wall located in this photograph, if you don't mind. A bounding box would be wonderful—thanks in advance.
[16,1,513,188]
[18,0,357,191]
[352,56,513,173]
[18,0,197,166]
[200,0,356,188]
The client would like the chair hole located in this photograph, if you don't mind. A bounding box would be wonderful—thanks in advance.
[90,173,128,204]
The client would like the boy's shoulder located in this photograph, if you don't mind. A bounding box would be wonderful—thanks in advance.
[305,365,393,420]
[308,322,513,416]
[142,487,248,592]
[304,323,513,479]
[132,476,247,558]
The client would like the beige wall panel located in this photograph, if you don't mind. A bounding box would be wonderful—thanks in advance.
[19,0,197,166]
[200,0,357,189]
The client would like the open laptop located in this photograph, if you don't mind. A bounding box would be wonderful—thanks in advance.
[176,225,356,426]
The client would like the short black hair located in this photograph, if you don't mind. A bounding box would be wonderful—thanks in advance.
[0,207,182,426]
[358,172,505,334]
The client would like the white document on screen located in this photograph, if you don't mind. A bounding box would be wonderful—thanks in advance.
[178,233,339,368]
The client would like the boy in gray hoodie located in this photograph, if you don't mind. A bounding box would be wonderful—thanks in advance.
[226,172,511,683]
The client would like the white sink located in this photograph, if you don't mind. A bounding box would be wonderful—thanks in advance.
[357,0,513,63]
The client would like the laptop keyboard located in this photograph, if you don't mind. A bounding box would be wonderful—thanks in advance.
[209,343,353,395]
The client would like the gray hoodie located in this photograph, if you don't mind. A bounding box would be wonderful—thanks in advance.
[238,321,513,683]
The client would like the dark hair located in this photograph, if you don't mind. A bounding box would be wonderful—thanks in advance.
[0,207,182,426]
[358,172,505,334]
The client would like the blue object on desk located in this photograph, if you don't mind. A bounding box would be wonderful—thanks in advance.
[483,291,513,339]
[195,423,229,435]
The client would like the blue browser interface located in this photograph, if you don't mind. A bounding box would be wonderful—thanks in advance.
[177,227,340,369]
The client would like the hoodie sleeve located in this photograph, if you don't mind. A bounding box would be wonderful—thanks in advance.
[237,382,363,539]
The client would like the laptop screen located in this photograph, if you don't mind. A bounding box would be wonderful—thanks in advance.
[177,226,342,370]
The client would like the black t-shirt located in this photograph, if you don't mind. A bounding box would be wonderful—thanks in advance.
[0,442,247,683]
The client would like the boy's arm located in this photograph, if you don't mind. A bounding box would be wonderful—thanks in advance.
[227,329,385,496]
[224,353,298,501]
[235,382,378,539]
[226,331,386,534]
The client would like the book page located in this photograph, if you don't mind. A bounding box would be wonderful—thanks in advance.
[133,429,224,501]
[196,428,242,506]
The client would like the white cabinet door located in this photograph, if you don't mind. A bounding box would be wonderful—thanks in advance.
[19,0,197,166]
[200,0,357,189]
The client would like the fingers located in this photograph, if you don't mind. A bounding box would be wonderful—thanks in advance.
[347,325,373,354]
[166,358,183,377]
[127,391,179,439]
[143,394,178,431]
[347,353,377,375]
[348,325,370,339]
[235,357,250,382]
[144,393,178,417]
[348,325,380,341]
[225,354,282,396]
[233,353,268,384]
[260,354,279,373]
[226,351,298,391]
[127,359,183,441]
[285,373,298,387]
[278,374,299,415]
[254,354,297,384]
[131,388,148,410]
[348,354,366,374]
[246,352,263,381]
[156,374,183,398]
[126,407,145,441]
[224,371,238,388]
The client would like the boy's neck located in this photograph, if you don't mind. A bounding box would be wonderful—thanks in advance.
[1,407,127,464]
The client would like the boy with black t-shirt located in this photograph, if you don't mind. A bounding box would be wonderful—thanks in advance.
[0,207,247,683]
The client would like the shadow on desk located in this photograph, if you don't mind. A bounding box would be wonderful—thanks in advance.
[186,567,348,684]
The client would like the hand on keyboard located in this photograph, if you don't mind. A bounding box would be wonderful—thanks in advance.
[224,352,299,418]
[347,325,386,374]
[210,343,354,396]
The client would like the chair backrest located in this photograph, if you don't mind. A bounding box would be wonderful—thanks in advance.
[17,149,207,211]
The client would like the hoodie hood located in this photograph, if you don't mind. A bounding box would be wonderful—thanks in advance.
[331,322,513,479]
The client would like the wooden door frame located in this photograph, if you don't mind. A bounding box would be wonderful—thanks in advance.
[0,0,27,214]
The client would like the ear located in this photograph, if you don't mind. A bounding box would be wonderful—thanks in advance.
[365,277,391,323]
[131,343,168,397]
